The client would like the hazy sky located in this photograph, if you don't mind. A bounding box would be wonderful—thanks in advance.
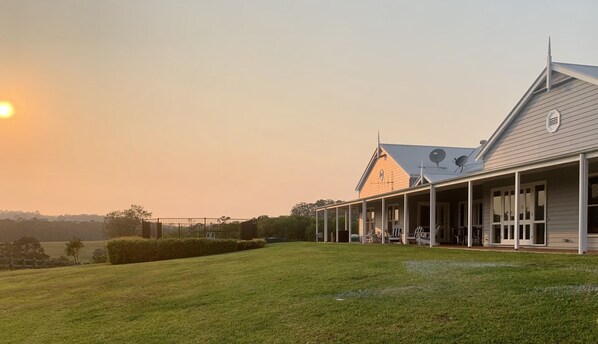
[1,0,598,218]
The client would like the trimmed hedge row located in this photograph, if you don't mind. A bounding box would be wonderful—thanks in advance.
[237,239,266,251]
[107,237,266,264]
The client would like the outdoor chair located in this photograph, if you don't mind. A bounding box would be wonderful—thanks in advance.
[389,227,402,244]
[415,225,440,246]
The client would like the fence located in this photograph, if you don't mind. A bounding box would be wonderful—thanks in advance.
[143,218,254,240]
[0,257,74,270]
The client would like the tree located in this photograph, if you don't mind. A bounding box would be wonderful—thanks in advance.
[65,237,84,264]
[103,205,152,238]
[11,236,49,259]
[291,199,341,217]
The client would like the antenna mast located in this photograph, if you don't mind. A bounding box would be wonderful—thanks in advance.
[376,131,381,159]
[547,36,552,92]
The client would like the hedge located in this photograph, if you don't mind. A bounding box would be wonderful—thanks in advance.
[107,237,266,264]
[237,239,266,251]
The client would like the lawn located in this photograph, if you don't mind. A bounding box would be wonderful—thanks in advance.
[41,241,107,263]
[0,242,596,343]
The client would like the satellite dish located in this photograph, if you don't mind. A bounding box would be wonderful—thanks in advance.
[429,149,446,164]
[479,139,487,145]
[429,148,446,170]
[454,155,468,172]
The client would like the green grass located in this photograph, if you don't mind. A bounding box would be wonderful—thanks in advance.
[1,243,597,343]
[41,241,107,262]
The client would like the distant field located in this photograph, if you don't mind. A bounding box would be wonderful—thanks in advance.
[1,243,597,343]
[41,241,107,263]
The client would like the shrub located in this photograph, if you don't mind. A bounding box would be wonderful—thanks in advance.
[237,239,266,251]
[91,248,108,263]
[107,237,240,264]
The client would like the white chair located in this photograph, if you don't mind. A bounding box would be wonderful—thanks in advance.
[389,227,402,244]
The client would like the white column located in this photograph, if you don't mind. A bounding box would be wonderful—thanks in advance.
[381,198,386,244]
[362,200,367,244]
[430,185,436,247]
[315,210,319,242]
[324,208,328,243]
[579,154,588,254]
[514,171,520,250]
[344,210,348,231]
[468,180,473,248]
[403,194,409,244]
[335,207,339,243]
[348,205,352,243]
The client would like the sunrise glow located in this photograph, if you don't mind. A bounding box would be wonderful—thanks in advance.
[0,101,14,119]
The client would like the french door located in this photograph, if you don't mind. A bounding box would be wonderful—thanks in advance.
[387,204,401,235]
[491,183,546,245]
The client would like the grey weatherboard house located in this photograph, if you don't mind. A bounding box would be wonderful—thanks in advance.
[316,44,598,254]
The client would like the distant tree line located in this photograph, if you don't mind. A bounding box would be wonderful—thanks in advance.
[0,210,104,222]
[0,218,104,241]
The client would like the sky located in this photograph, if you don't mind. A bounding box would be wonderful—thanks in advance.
[1,0,598,218]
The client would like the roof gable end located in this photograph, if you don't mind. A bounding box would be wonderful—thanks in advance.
[476,61,598,161]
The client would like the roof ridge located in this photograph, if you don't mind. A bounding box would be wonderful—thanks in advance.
[553,61,598,68]
[380,143,476,149]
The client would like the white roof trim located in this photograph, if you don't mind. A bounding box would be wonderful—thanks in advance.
[355,149,378,191]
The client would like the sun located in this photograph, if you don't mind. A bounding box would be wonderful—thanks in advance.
[0,101,14,119]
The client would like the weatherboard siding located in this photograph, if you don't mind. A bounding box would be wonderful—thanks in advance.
[359,154,411,198]
[484,74,598,170]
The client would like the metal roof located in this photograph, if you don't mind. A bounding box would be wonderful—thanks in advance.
[381,144,483,176]
[356,144,484,191]
[552,62,598,86]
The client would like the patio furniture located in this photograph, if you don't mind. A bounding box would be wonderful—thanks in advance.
[389,227,402,243]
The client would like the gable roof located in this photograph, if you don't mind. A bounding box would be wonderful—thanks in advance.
[355,143,483,191]
[476,61,598,161]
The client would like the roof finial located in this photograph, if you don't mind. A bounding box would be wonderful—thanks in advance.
[547,36,552,92]
[376,130,381,159]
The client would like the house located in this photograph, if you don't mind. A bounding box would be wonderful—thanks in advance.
[315,42,598,254]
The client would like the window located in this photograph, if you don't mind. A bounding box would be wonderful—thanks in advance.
[588,177,598,234]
